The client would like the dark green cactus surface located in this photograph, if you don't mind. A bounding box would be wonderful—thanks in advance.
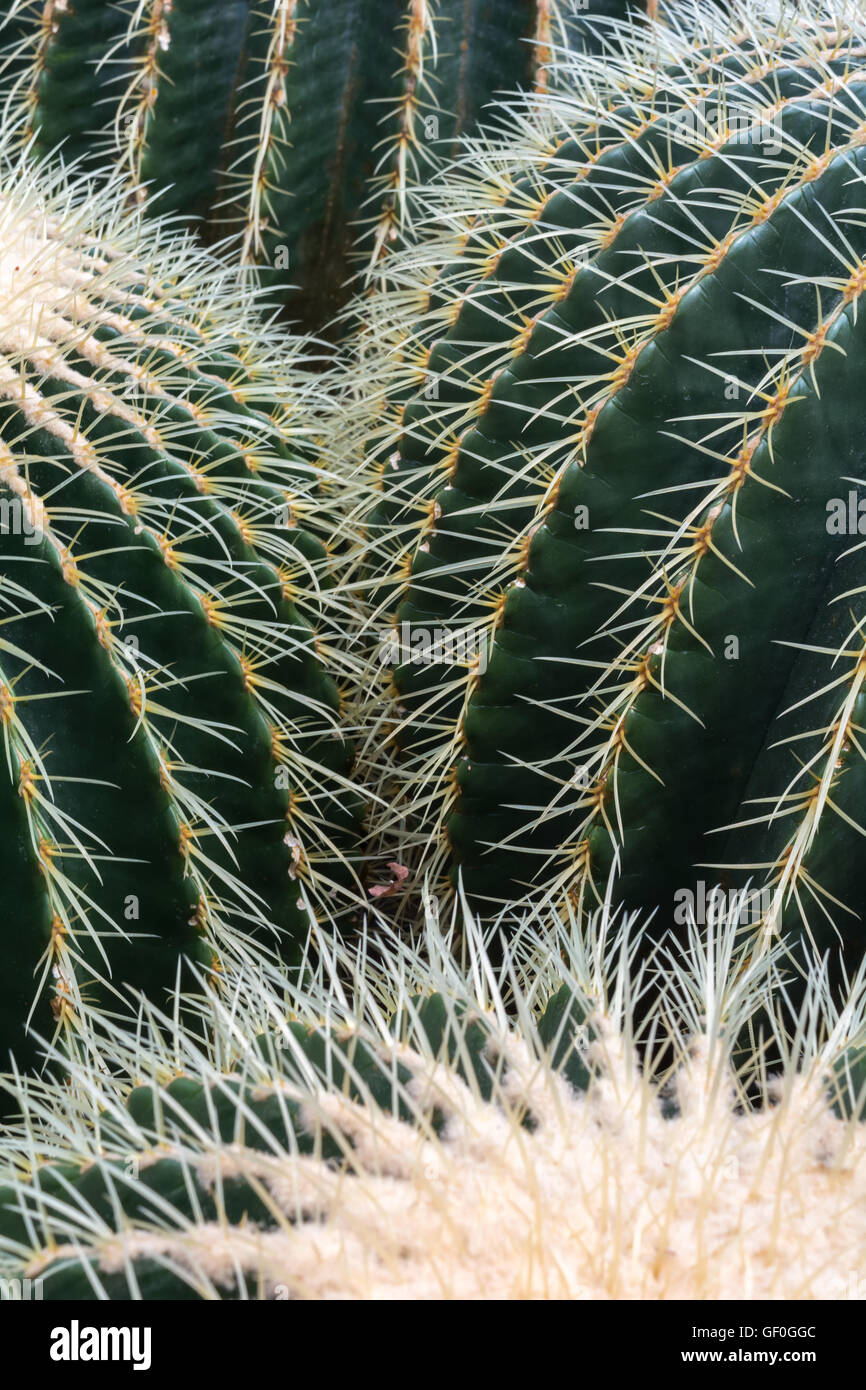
[360,5,866,973]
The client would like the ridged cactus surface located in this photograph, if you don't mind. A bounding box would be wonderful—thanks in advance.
[4,0,866,1313]
[0,150,357,1070]
[347,0,866,973]
[0,1,647,327]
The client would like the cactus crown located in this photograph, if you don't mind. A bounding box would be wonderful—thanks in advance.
[1,892,865,1299]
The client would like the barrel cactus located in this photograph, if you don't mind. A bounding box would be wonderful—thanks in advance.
[0,0,646,328]
[0,143,360,1074]
[1,895,864,1300]
[340,0,866,982]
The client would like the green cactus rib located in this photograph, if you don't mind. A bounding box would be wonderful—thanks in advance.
[0,159,361,1073]
[10,0,130,170]
[355,3,866,970]
[1,2,650,328]
[119,0,251,223]
[361,0,547,273]
[0,984,591,1299]
[223,0,406,329]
